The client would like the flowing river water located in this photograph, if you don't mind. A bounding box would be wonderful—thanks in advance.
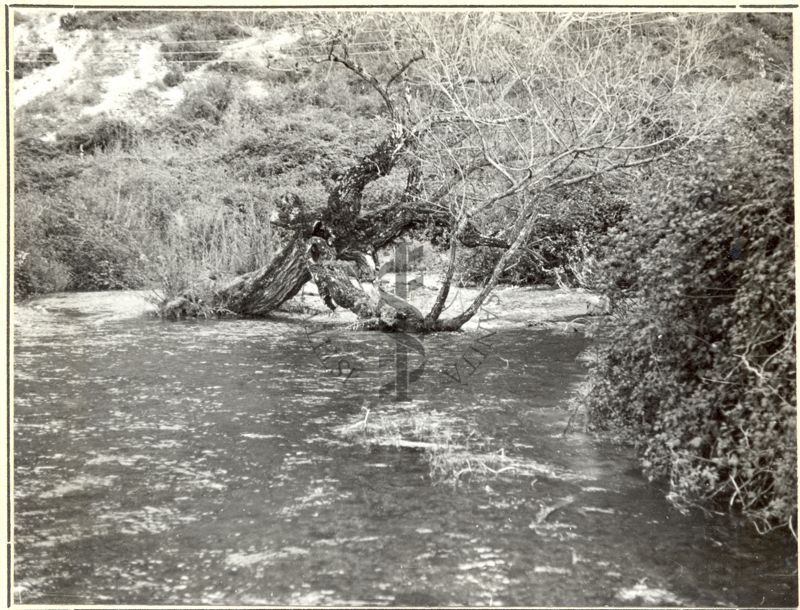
[13,291,797,606]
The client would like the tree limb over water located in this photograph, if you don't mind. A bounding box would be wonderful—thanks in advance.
[161,12,723,331]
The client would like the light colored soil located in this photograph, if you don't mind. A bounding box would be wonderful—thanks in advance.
[13,12,299,127]
[14,12,92,109]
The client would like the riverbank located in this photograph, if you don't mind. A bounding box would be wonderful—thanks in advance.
[281,276,608,333]
[14,282,606,333]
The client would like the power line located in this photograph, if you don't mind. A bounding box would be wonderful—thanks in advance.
[15,14,688,52]
[294,39,402,49]
[15,40,401,58]
[145,36,253,44]
[15,48,401,62]
[18,14,689,52]
[15,15,694,68]
[17,49,243,57]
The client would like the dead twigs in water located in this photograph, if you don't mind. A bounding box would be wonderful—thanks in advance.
[532,495,576,526]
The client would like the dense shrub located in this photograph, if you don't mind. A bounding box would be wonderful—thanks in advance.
[14,138,85,193]
[57,117,138,154]
[14,128,282,298]
[162,68,185,87]
[14,189,148,297]
[66,228,147,291]
[59,11,178,31]
[459,186,629,287]
[709,13,792,83]
[586,96,795,534]
[14,250,71,298]
[175,75,234,125]
[59,10,248,35]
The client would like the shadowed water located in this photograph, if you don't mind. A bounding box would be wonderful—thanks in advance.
[13,291,797,606]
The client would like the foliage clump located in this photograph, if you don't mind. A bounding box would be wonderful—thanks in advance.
[174,75,234,125]
[59,10,178,31]
[586,94,795,534]
[709,12,792,83]
[459,186,629,287]
[162,68,185,88]
[57,117,138,154]
[14,199,147,298]
[14,138,84,193]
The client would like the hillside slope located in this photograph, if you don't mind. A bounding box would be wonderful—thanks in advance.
[14,10,306,134]
[11,9,792,299]
[13,9,389,297]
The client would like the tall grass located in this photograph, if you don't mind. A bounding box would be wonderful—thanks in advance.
[14,14,411,302]
[15,126,276,299]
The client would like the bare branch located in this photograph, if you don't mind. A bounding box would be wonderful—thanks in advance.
[325,41,395,117]
[386,51,426,90]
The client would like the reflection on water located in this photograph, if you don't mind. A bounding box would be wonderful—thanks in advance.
[14,291,797,606]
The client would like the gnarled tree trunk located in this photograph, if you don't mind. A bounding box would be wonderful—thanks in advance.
[305,237,425,331]
[159,127,516,331]
[162,126,425,323]
[219,236,311,316]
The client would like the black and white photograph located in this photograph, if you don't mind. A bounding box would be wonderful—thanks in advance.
[6,3,797,606]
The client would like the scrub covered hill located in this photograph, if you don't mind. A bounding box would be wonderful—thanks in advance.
[13,10,791,299]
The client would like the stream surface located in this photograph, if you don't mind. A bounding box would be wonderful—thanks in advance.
[13,291,797,606]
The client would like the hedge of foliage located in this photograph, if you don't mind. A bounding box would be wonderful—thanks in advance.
[458,185,629,287]
[14,172,149,297]
[587,97,795,534]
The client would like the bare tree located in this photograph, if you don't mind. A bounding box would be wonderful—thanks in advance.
[163,12,725,332]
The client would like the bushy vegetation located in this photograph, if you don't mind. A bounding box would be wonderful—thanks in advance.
[710,12,792,83]
[459,185,629,287]
[59,10,178,31]
[14,137,274,298]
[58,10,250,34]
[14,42,387,299]
[57,117,138,154]
[586,94,795,534]
[14,182,148,295]
[16,10,777,301]
[173,75,235,125]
